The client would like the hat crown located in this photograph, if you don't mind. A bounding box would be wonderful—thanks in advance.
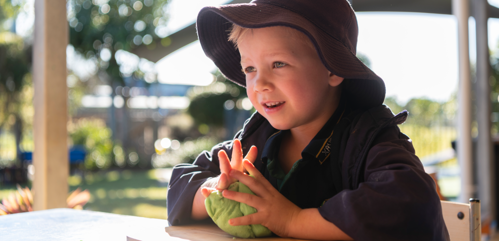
[250,0,358,53]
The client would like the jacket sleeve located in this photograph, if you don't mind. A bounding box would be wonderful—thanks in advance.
[167,140,234,225]
[318,126,450,241]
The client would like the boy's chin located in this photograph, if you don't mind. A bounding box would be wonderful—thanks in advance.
[257,111,294,130]
[267,120,292,131]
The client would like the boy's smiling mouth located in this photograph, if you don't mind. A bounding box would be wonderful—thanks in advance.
[261,101,286,114]
[263,101,285,108]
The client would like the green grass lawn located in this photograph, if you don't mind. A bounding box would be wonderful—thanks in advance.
[0,169,169,219]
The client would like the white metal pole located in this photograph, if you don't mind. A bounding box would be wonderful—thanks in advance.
[473,0,495,221]
[453,0,474,203]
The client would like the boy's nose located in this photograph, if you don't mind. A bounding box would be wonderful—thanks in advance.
[253,72,273,92]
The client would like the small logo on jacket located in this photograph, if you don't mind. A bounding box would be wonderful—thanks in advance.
[318,138,332,164]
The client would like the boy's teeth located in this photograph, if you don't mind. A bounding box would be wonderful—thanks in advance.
[265,102,283,107]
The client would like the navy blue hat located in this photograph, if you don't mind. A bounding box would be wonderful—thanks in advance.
[197,0,385,109]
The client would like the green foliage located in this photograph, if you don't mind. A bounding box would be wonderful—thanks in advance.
[383,96,403,114]
[187,72,248,128]
[113,144,126,167]
[384,95,457,160]
[69,119,113,170]
[404,98,443,126]
[68,0,170,83]
[188,92,233,127]
[0,0,20,29]
[152,137,218,167]
[0,32,30,128]
[356,52,371,68]
[0,31,31,157]
[399,124,456,159]
[68,0,169,52]
[0,16,28,95]
[385,95,456,127]
[67,74,86,116]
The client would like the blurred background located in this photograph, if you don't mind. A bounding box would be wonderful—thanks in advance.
[0,0,499,223]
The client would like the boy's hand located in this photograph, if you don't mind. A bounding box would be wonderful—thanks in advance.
[201,139,258,198]
[193,140,257,219]
[222,160,302,238]
[195,145,352,240]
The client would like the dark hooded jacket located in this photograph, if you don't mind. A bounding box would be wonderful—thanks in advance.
[167,104,450,241]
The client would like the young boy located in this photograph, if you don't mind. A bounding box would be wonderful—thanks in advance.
[167,0,449,240]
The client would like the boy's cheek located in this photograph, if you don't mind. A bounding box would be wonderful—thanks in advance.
[247,94,260,111]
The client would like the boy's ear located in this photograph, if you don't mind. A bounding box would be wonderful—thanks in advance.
[328,73,344,87]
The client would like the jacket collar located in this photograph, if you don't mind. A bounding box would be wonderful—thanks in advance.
[259,99,347,165]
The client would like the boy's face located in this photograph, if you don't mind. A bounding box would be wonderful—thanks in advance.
[239,26,343,132]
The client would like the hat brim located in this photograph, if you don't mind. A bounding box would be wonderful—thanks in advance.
[197,2,386,109]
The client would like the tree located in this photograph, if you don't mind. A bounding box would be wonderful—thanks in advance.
[187,71,248,139]
[0,0,31,163]
[0,32,30,131]
[68,0,169,85]
[404,98,444,126]
[188,92,234,128]
[383,96,403,114]
[0,0,20,31]
[68,0,171,153]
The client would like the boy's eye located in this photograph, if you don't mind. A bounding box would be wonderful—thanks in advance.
[273,62,286,68]
[243,66,256,74]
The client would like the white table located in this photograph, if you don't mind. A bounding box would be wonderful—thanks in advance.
[0,208,169,241]
[0,208,315,241]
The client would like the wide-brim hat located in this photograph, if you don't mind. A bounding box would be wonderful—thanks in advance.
[197,0,385,109]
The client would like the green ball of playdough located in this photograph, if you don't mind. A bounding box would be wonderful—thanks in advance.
[205,181,272,238]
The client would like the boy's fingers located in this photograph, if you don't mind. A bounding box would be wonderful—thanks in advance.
[231,139,243,172]
[230,168,271,197]
[229,213,262,226]
[242,146,258,173]
[243,160,266,181]
[222,189,261,210]
[218,150,231,175]
[201,187,215,198]
[217,173,230,190]
[242,160,275,194]
[243,146,258,164]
